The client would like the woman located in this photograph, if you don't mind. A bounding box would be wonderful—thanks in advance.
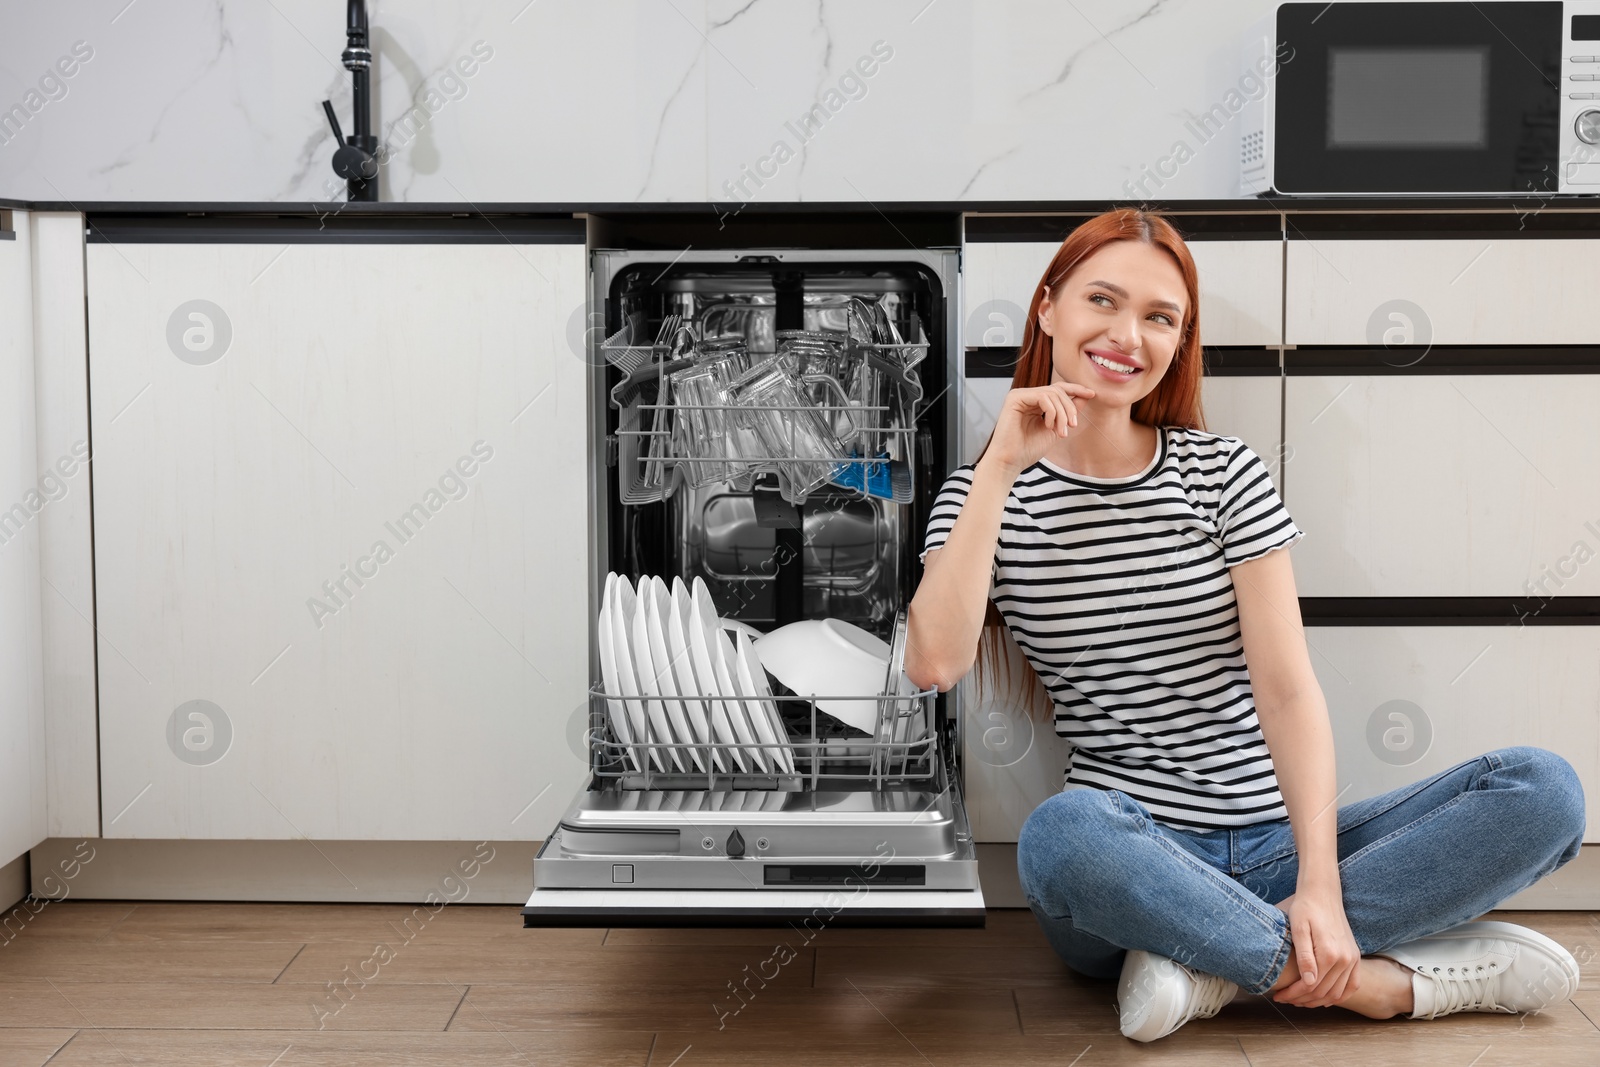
[904,208,1585,1042]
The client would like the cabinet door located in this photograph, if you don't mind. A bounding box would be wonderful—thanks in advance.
[1286,239,1600,346]
[1285,374,1600,598]
[962,239,1282,348]
[1306,626,1600,844]
[959,651,1077,844]
[0,212,47,864]
[86,240,588,840]
[963,625,1600,846]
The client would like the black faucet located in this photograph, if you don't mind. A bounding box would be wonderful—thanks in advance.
[320,0,378,202]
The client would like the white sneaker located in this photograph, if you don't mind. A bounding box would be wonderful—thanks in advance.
[1116,949,1240,1042]
[1375,920,1580,1020]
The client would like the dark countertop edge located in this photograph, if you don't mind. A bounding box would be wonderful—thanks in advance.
[4,195,1600,215]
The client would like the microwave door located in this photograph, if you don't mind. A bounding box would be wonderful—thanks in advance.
[1272,1,1565,195]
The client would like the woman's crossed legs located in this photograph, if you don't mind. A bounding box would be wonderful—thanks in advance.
[1016,746,1585,1014]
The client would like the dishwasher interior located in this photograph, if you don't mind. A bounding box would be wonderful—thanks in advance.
[523,248,985,926]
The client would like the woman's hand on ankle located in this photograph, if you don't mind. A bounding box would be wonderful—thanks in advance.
[1272,884,1362,1008]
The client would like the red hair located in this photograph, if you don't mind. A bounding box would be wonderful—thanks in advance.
[968,208,1208,722]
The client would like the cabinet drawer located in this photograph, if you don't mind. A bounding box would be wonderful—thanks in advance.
[958,375,1283,484]
[963,239,1282,348]
[1306,626,1600,844]
[1287,239,1600,346]
[962,625,1600,845]
[1284,374,1600,597]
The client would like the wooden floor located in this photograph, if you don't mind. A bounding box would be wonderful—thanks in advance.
[0,903,1597,1065]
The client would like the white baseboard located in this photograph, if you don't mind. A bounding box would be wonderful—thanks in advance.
[976,842,1600,910]
[27,838,1600,910]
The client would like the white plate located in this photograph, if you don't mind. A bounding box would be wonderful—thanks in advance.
[876,611,925,748]
[645,576,700,773]
[596,575,641,773]
[608,577,652,772]
[693,578,766,773]
[733,628,792,774]
[710,625,765,773]
[668,577,722,773]
[630,579,680,773]
[720,617,764,642]
[686,581,750,774]
[736,629,792,774]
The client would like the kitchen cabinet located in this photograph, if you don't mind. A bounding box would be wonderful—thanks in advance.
[1286,239,1600,346]
[1285,373,1600,598]
[1305,626,1600,845]
[85,236,588,840]
[0,212,48,866]
[1278,233,1600,839]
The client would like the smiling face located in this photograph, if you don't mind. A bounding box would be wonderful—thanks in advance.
[1036,240,1189,408]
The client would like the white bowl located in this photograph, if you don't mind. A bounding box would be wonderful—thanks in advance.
[752,619,890,735]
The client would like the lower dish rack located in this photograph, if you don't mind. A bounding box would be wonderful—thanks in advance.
[584,683,938,790]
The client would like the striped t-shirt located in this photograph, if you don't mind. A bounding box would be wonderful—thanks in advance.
[921,425,1305,832]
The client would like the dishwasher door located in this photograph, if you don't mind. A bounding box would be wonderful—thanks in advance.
[523,729,984,927]
[524,246,978,926]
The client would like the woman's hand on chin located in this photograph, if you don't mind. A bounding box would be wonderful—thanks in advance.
[982,381,1098,475]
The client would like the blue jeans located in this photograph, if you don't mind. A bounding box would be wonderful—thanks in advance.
[1016,746,1586,995]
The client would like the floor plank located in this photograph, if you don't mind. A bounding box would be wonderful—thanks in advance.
[813,942,1076,988]
[1569,991,1600,1030]
[40,1028,653,1067]
[1240,1033,1600,1066]
[640,1032,1250,1066]
[603,909,1046,948]
[0,981,465,1031]
[450,984,1022,1035]
[280,941,819,988]
[0,941,301,983]
[0,1028,76,1067]
[0,903,135,945]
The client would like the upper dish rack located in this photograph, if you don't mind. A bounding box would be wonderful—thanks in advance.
[602,299,930,507]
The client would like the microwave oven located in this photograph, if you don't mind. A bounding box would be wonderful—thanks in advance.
[1240,1,1600,195]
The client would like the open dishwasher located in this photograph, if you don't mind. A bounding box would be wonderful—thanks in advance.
[523,247,984,926]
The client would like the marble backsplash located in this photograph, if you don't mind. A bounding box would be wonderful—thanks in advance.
[0,0,1283,205]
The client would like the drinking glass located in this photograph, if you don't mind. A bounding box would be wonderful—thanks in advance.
[727,360,843,499]
[668,364,734,488]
